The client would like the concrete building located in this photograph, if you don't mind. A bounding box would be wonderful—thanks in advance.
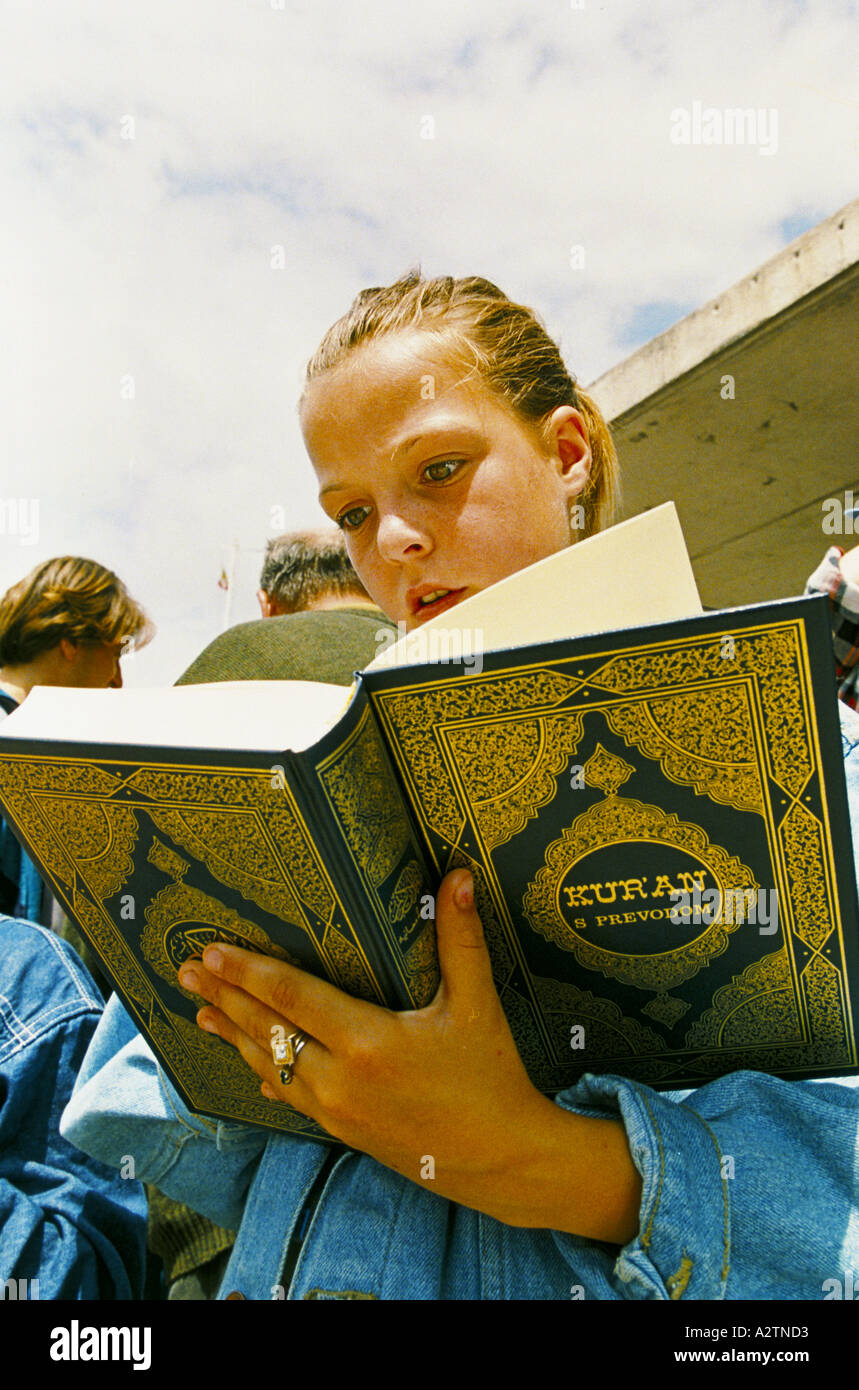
[588,198,859,608]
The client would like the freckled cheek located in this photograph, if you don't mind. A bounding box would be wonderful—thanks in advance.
[488,495,564,568]
[351,550,395,608]
[350,553,379,596]
[470,490,532,537]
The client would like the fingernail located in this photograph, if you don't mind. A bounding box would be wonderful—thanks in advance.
[198,1014,218,1033]
[454,872,474,909]
[203,947,224,973]
[179,967,199,990]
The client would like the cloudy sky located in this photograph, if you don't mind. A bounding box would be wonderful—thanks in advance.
[1,0,856,684]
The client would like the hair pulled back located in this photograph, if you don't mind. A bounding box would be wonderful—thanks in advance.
[304,271,619,539]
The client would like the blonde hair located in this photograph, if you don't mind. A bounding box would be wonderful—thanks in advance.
[0,556,154,666]
[304,271,619,539]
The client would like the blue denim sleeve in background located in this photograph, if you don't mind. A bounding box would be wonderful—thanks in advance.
[65,990,271,1235]
[0,917,147,1298]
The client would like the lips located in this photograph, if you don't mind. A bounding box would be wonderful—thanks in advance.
[407,585,467,621]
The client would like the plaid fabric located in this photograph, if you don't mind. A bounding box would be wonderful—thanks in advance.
[805,546,859,710]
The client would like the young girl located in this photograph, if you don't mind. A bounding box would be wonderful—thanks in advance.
[62,273,859,1300]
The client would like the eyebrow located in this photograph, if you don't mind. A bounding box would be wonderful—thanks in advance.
[392,422,482,459]
[391,431,428,459]
[318,422,481,499]
[317,437,425,499]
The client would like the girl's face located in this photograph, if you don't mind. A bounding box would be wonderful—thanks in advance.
[301,331,592,631]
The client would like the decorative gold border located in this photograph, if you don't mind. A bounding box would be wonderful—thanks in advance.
[371,617,855,1077]
[0,612,854,1100]
[314,705,439,1006]
[0,750,387,1133]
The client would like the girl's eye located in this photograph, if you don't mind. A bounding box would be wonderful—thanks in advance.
[336,505,371,531]
[423,459,462,483]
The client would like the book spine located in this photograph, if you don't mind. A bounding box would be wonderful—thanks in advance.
[286,705,431,1012]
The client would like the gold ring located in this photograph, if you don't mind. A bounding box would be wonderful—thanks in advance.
[278,1030,309,1086]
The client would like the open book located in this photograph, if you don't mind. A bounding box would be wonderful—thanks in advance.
[1,504,856,1137]
[2,503,702,754]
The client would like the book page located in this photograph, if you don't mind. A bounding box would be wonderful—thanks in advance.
[0,504,701,754]
[367,502,701,670]
[0,680,351,753]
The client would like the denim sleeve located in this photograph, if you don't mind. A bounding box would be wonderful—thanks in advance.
[61,994,268,1233]
[0,939,148,1299]
[552,1070,859,1299]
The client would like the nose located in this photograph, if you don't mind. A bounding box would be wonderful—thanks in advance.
[375,507,433,565]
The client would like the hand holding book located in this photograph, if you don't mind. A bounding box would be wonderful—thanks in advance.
[178,866,643,1244]
[0,505,857,1139]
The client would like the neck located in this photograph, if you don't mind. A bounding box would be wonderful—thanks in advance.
[0,650,70,703]
[0,668,32,704]
[304,595,381,614]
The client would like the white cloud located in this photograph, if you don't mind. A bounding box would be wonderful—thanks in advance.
[0,0,855,682]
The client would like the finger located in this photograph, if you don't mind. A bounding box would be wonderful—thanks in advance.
[201,1007,322,1116]
[434,870,497,1013]
[179,959,305,1064]
[197,942,387,1051]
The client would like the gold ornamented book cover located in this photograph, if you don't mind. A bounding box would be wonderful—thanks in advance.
[0,593,857,1137]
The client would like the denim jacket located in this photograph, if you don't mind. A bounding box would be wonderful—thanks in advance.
[60,702,859,1301]
[0,918,148,1298]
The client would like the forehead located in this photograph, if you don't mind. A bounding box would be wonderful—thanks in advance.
[301,331,517,472]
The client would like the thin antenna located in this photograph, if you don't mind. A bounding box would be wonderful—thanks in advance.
[222,540,239,631]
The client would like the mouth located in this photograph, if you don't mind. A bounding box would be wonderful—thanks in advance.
[407,586,468,623]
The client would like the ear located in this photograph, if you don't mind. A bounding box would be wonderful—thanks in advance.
[58,638,79,664]
[546,406,591,501]
[257,589,273,618]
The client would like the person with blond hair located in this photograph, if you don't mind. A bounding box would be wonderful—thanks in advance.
[64,273,859,1301]
[0,555,153,701]
[0,556,152,921]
